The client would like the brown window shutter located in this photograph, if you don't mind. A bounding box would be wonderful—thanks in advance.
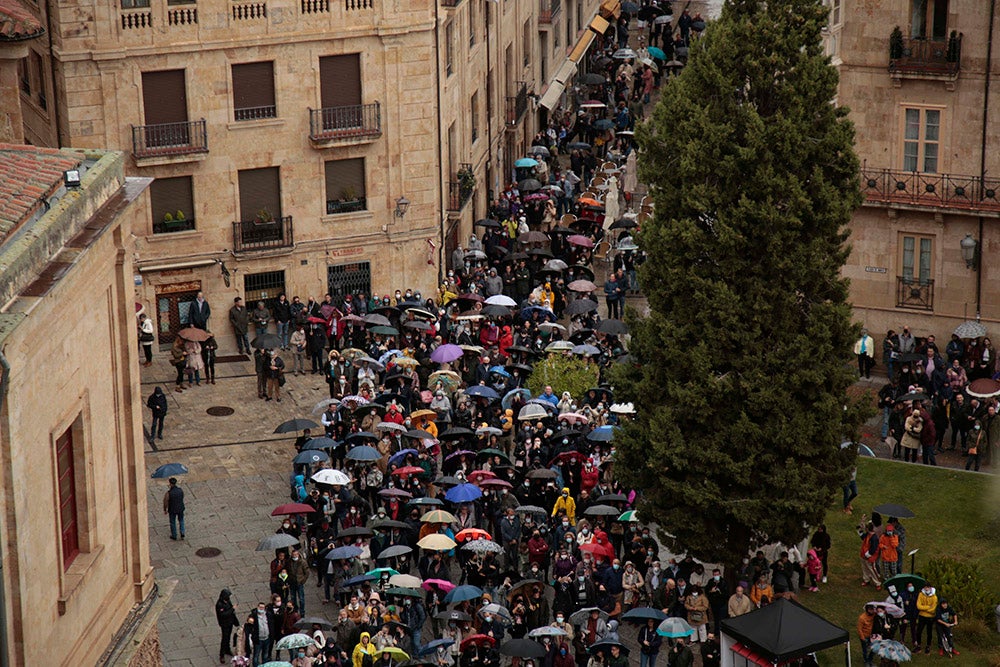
[232,62,276,113]
[238,167,282,222]
[150,176,195,223]
[319,54,362,108]
[324,158,366,200]
[142,70,188,124]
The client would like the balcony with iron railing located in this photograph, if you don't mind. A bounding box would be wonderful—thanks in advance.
[860,167,1000,216]
[234,105,277,121]
[897,276,934,311]
[153,217,196,234]
[131,119,208,160]
[888,30,961,83]
[506,82,528,127]
[441,0,462,6]
[309,102,382,147]
[232,216,294,252]
[539,0,560,23]
[326,197,367,215]
[448,163,474,212]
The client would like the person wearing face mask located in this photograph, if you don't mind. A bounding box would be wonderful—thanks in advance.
[857,604,876,667]
[704,568,729,634]
[402,596,426,655]
[877,525,900,581]
[915,582,938,654]
[551,488,577,526]
[553,642,574,667]
[871,604,895,641]
[684,585,710,643]
[621,561,644,609]
[896,582,919,646]
[288,548,310,614]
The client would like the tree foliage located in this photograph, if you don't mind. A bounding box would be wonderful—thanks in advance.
[528,354,600,401]
[613,0,870,567]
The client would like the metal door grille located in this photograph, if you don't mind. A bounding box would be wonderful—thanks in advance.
[327,261,371,300]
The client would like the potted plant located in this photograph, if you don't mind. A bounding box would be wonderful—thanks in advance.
[458,168,476,202]
[254,208,274,224]
[889,26,904,61]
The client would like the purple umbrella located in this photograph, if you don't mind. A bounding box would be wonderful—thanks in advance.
[431,344,464,363]
[445,449,475,461]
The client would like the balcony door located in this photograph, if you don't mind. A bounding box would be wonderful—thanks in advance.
[238,167,284,245]
[319,54,362,130]
[142,70,189,148]
[910,0,948,40]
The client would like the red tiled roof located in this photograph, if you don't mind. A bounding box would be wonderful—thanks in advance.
[0,143,80,240]
[0,0,44,41]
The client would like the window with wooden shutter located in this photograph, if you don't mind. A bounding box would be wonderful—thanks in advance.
[238,167,282,222]
[142,70,188,124]
[319,54,362,109]
[56,429,79,570]
[324,158,366,214]
[232,61,276,121]
[151,176,196,233]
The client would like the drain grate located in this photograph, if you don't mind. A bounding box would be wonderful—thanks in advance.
[207,406,235,417]
[216,354,250,363]
[196,547,222,558]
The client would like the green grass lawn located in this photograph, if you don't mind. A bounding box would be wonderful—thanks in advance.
[798,458,1000,665]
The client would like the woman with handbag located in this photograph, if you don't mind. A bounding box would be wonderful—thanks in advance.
[138,313,155,366]
[966,420,983,471]
[684,585,711,644]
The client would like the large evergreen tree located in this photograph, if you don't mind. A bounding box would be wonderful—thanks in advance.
[615,0,870,566]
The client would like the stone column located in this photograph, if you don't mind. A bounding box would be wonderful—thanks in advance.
[0,42,31,143]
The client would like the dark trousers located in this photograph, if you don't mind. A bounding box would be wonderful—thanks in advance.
[205,359,216,382]
[174,362,185,386]
[219,624,234,659]
[857,354,874,378]
[921,444,937,466]
[142,344,153,363]
[950,424,967,450]
[606,297,621,319]
[916,616,935,646]
[151,414,164,439]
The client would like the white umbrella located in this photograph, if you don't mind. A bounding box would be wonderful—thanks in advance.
[518,404,549,421]
[312,469,351,486]
[653,14,673,25]
[388,573,423,588]
[312,397,340,415]
[613,48,637,59]
[485,295,518,307]
[377,421,407,433]
[275,633,317,650]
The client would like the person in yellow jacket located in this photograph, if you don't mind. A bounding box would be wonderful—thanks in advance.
[416,415,438,439]
[551,487,577,525]
[353,631,378,667]
[914,583,938,654]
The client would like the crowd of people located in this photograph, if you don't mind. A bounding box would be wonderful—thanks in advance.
[868,326,998,471]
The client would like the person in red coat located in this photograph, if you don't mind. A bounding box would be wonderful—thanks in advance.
[580,461,599,495]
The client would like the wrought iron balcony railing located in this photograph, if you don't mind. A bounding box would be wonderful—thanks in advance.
[897,276,934,311]
[131,119,208,158]
[232,216,294,252]
[860,167,1000,214]
[889,34,961,77]
[506,82,529,126]
[309,103,381,142]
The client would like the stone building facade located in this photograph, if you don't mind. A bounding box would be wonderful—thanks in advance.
[16,0,617,350]
[831,0,1000,340]
[0,144,156,665]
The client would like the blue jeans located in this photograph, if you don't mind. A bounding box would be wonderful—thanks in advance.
[842,481,858,510]
[882,406,891,438]
[169,511,185,539]
[255,323,269,338]
[640,652,658,667]
[292,582,305,613]
[253,637,272,666]
[861,638,873,666]
[236,332,250,353]
[277,321,290,348]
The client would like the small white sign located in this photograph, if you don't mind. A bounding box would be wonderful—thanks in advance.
[865,266,888,274]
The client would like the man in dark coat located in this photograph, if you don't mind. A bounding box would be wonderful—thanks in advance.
[190,290,211,329]
[163,477,185,540]
[215,589,239,664]
[146,386,168,441]
[229,296,250,354]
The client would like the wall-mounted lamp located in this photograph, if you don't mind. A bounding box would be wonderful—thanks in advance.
[960,234,978,269]
[394,196,410,219]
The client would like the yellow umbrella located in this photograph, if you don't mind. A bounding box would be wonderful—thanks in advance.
[428,370,461,392]
[420,510,457,524]
[379,647,410,661]
[393,356,419,370]
[410,409,438,421]
[340,348,366,362]
[418,534,457,551]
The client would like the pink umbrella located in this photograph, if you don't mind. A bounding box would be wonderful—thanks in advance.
[423,578,456,592]
[567,234,595,248]
[558,412,591,425]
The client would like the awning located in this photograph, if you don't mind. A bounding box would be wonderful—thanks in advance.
[539,59,578,110]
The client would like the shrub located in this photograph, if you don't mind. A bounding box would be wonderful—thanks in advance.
[527,354,600,402]
[955,617,995,649]
[923,556,994,624]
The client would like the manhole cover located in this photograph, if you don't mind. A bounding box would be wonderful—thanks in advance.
[196,547,222,558]
[206,406,235,416]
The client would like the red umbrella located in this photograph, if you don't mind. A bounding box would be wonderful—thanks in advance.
[461,635,496,650]
[308,316,328,324]
[457,293,485,303]
[567,235,595,248]
[392,465,425,477]
[272,503,316,516]
[467,469,497,483]
[455,528,493,542]
[479,478,513,489]
[579,542,614,561]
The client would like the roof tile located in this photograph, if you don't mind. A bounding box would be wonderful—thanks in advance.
[0,0,44,41]
[0,144,81,243]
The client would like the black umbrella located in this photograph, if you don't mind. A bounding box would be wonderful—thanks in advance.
[500,639,547,659]
[895,392,929,404]
[378,544,414,558]
[438,427,476,441]
[527,247,553,259]
[620,607,667,623]
[565,299,599,315]
[567,142,591,151]
[583,504,620,517]
[596,493,628,504]
[345,431,379,442]
[579,72,607,85]
[597,319,628,335]
[483,304,512,318]
[434,610,472,622]
[518,179,543,192]
[295,617,334,630]
[404,320,433,332]
[588,641,629,656]
[609,217,638,230]
[637,4,664,20]
[898,353,924,363]
[373,519,413,531]
[873,503,916,519]
[339,526,374,539]
[274,418,321,434]
[475,218,502,229]
[252,333,282,350]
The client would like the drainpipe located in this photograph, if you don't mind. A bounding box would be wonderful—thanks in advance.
[0,350,11,667]
[977,0,995,319]
[43,0,63,147]
[433,0,446,285]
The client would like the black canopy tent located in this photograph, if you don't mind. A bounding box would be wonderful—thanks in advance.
[720,599,850,666]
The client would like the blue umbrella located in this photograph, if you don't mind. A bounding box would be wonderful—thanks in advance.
[343,574,378,587]
[408,497,444,507]
[621,607,667,623]
[656,617,693,638]
[151,463,188,479]
[379,349,404,366]
[389,449,419,466]
[345,445,382,462]
[646,46,666,60]
[465,385,500,401]
[326,545,364,560]
[445,483,483,503]
[418,639,455,656]
[587,426,617,443]
[514,157,539,168]
[302,436,340,450]
[520,305,552,320]
[489,365,511,378]
[443,584,484,603]
[294,450,329,464]
[502,388,532,410]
